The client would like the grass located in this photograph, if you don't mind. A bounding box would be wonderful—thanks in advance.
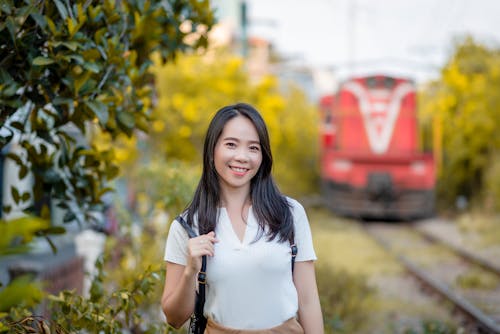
[309,208,401,277]
[456,213,500,248]
[307,207,458,334]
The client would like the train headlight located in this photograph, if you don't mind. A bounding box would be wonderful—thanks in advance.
[411,161,426,174]
[332,159,352,171]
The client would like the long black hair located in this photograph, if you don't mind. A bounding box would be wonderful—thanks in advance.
[185,103,294,243]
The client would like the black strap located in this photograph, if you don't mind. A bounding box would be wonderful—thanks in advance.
[176,215,207,287]
[176,215,197,238]
[176,215,208,333]
[291,243,298,272]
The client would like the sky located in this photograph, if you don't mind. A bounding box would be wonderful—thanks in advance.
[242,0,500,85]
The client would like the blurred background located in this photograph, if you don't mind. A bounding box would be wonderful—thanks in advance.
[1,0,499,333]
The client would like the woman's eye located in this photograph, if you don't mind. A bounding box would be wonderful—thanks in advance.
[250,146,260,151]
[225,142,236,148]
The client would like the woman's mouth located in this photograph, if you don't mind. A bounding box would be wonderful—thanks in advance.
[230,166,249,173]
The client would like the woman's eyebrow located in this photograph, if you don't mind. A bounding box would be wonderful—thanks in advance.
[222,137,260,145]
[222,137,239,141]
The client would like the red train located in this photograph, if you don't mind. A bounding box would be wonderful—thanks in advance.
[319,75,435,220]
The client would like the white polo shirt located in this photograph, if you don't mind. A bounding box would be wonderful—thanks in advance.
[164,198,317,330]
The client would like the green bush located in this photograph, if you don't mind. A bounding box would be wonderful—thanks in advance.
[0,160,199,333]
[316,264,376,333]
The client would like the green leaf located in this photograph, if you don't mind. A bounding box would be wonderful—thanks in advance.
[0,275,44,312]
[0,2,12,15]
[0,67,13,82]
[9,121,24,131]
[117,111,135,129]
[19,165,28,179]
[106,165,120,179]
[2,83,18,97]
[63,211,75,223]
[82,61,100,73]
[46,16,57,35]
[52,41,79,51]
[89,279,104,302]
[53,0,68,20]
[6,153,23,166]
[84,100,109,125]
[10,186,20,204]
[64,54,84,64]
[2,205,11,214]
[30,12,47,29]
[98,187,114,197]
[21,191,30,202]
[73,71,92,93]
[88,4,102,21]
[52,97,73,105]
[33,57,55,66]
[5,16,17,42]
[43,226,66,234]
[82,48,101,61]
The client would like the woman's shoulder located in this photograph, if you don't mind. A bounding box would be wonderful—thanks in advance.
[284,196,306,215]
[169,211,199,235]
[284,196,303,208]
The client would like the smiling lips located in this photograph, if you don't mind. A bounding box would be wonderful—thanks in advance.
[230,166,249,175]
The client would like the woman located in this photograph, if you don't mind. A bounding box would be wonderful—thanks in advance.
[161,103,324,333]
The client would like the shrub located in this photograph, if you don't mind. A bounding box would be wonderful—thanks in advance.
[316,264,376,333]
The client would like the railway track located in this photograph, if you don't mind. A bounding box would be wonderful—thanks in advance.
[364,222,500,334]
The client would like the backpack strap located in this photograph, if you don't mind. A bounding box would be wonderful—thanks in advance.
[291,243,298,272]
[176,215,207,286]
[176,215,197,238]
[176,215,207,333]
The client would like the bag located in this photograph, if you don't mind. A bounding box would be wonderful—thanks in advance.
[176,215,207,334]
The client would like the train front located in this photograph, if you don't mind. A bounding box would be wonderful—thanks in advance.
[319,75,435,220]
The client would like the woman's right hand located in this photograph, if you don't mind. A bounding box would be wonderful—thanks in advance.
[185,231,218,276]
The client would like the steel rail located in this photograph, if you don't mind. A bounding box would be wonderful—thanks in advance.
[366,227,500,334]
[412,226,500,277]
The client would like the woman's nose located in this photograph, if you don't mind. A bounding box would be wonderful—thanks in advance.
[234,149,249,162]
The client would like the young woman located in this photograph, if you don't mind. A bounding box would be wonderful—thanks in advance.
[161,103,324,333]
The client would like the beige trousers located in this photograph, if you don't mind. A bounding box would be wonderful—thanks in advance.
[205,317,304,334]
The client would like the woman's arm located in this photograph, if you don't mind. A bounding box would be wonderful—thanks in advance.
[161,262,197,328]
[161,231,217,329]
[294,261,324,334]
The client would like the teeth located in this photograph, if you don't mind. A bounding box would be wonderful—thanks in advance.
[232,167,247,172]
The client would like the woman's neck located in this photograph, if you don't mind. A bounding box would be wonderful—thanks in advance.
[219,187,251,210]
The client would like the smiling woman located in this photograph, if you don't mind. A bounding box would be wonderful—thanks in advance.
[161,103,324,333]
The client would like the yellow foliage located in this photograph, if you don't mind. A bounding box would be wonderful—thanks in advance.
[226,57,244,73]
[182,102,200,122]
[178,125,192,138]
[92,124,139,169]
[419,37,500,210]
[444,61,468,91]
[171,92,185,110]
[152,119,165,132]
[93,130,113,151]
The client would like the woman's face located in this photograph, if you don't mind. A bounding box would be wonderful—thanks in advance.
[214,115,263,193]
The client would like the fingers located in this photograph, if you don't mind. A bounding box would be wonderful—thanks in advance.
[202,231,219,244]
[185,232,218,276]
[189,232,218,258]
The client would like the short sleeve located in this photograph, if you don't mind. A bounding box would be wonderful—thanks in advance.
[164,219,190,265]
[288,198,317,262]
